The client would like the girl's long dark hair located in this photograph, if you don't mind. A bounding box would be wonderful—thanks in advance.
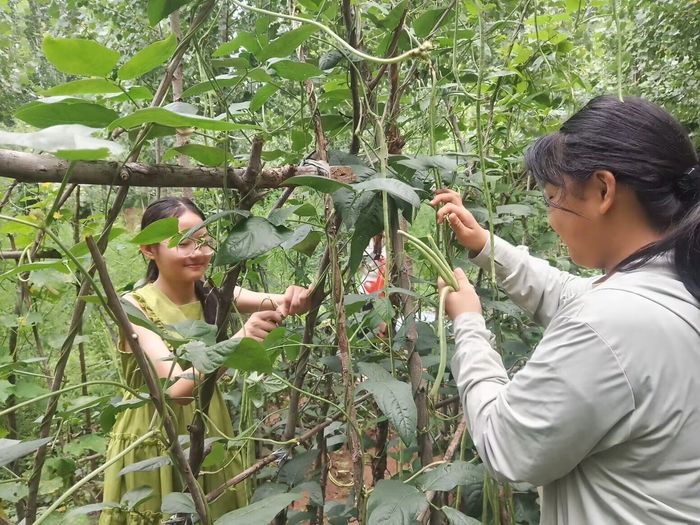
[524,95,700,301]
[140,197,221,324]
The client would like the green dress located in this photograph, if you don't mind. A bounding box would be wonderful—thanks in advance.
[100,284,248,524]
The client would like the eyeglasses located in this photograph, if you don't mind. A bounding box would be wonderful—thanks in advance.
[174,235,217,257]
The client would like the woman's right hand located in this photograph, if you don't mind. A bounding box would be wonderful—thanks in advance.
[237,310,284,342]
[430,189,489,256]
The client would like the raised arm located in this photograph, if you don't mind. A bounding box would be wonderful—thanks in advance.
[233,285,313,316]
[439,271,635,486]
[123,296,282,404]
[432,189,596,326]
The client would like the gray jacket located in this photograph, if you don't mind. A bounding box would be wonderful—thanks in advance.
[452,236,700,524]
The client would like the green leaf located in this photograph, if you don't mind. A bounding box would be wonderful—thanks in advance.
[67,503,120,517]
[42,36,120,77]
[108,106,260,132]
[278,450,319,487]
[0,482,29,504]
[0,124,124,155]
[182,74,243,98]
[250,84,280,112]
[215,216,291,265]
[147,0,194,26]
[119,33,177,80]
[163,144,228,166]
[281,175,353,194]
[257,25,319,62]
[129,217,179,245]
[345,192,384,274]
[15,100,119,129]
[42,79,122,96]
[413,461,485,492]
[413,8,454,38]
[181,337,273,374]
[354,178,421,208]
[161,492,196,515]
[69,227,126,257]
[366,480,428,525]
[496,204,532,217]
[270,60,323,81]
[441,507,482,525]
[121,486,155,510]
[280,224,322,256]
[1,260,69,280]
[319,49,344,70]
[119,455,171,476]
[0,379,14,403]
[214,492,303,525]
[213,31,261,57]
[357,363,417,446]
[0,437,53,467]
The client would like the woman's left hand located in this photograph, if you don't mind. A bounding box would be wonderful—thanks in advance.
[278,285,313,316]
[437,268,482,319]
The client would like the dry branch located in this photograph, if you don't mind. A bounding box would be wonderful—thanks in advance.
[0,150,356,189]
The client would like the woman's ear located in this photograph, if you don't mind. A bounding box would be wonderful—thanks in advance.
[594,170,616,214]
[140,244,156,260]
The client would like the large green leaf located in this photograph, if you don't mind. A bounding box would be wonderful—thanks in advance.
[147,0,194,26]
[366,480,428,525]
[413,461,485,492]
[161,492,196,515]
[129,217,179,245]
[250,84,280,112]
[215,216,291,265]
[42,79,122,96]
[42,36,120,77]
[67,503,120,518]
[0,437,53,467]
[270,60,323,81]
[346,192,384,274]
[214,492,303,525]
[119,456,172,476]
[441,507,482,525]
[357,363,417,446]
[163,144,228,166]
[281,175,353,194]
[257,25,319,62]
[180,337,272,374]
[0,125,124,159]
[213,31,261,57]
[119,33,177,80]
[413,8,454,38]
[354,178,421,208]
[15,100,119,129]
[121,486,155,510]
[108,106,260,132]
[280,224,322,256]
[278,450,319,487]
[182,74,244,98]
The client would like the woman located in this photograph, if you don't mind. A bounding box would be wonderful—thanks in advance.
[100,197,312,524]
[432,96,700,522]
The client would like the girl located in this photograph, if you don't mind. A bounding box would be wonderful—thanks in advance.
[100,197,312,524]
[432,96,700,522]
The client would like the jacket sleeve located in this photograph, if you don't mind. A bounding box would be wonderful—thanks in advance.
[451,312,635,486]
[471,235,598,327]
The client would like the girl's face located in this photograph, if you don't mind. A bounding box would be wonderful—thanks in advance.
[141,210,214,284]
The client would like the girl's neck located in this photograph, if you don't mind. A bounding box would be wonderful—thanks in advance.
[152,276,198,306]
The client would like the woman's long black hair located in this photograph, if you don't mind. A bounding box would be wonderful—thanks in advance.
[524,95,700,301]
[140,197,221,324]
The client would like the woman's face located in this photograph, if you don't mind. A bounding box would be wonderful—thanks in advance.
[141,210,214,284]
[543,178,605,269]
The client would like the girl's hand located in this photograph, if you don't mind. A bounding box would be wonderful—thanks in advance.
[430,189,489,256]
[238,310,284,342]
[278,285,313,316]
[438,268,482,319]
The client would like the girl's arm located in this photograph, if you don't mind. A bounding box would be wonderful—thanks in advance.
[123,296,282,404]
[233,285,313,316]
